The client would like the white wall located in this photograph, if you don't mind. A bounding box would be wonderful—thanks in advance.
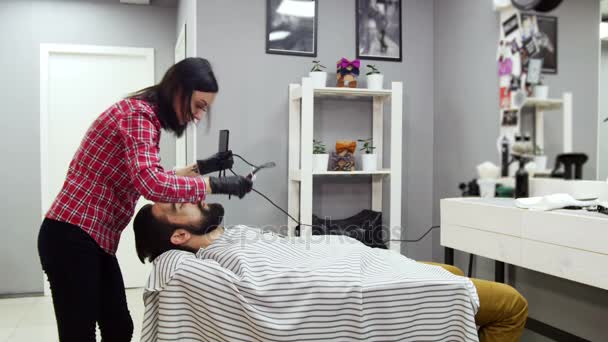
[0,0,177,295]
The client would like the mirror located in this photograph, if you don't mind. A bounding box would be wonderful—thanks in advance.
[599,0,608,180]
[496,1,607,181]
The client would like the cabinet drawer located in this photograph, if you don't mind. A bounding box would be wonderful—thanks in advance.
[441,224,522,265]
[522,210,608,255]
[441,199,523,237]
[522,240,608,291]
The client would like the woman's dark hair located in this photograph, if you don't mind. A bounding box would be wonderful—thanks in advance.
[129,57,218,137]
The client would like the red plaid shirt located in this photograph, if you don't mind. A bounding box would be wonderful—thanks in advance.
[46,98,207,255]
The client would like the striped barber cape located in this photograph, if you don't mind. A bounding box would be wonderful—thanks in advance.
[141,225,480,342]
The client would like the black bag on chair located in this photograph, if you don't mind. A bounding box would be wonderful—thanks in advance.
[295,210,388,249]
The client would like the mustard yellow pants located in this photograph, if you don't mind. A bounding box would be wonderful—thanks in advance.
[423,262,528,342]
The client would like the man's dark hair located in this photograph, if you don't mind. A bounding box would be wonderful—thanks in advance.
[133,204,180,263]
[129,57,218,137]
[133,203,224,263]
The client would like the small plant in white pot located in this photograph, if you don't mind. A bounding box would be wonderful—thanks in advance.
[358,138,377,171]
[366,64,384,90]
[533,145,547,171]
[533,76,549,99]
[309,60,327,88]
[313,140,329,173]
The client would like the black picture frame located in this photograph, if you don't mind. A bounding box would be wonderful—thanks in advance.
[356,0,403,62]
[265,0,318,57]
[521,14,558,74]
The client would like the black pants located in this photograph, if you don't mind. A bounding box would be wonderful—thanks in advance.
[38,218,134,342]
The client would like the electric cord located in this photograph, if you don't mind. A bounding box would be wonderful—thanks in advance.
[226,168,315,228]
[226,154,441,243]
[390,226,440,243]
[233,154,258,168]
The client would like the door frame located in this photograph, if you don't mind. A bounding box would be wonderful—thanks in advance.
[175,24,189,168]
[39,44,154,294]
[174,24,198,167]
[597,37,607,180]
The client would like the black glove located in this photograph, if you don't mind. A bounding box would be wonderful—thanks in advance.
[209,176,253,199]
[197,151,234,175]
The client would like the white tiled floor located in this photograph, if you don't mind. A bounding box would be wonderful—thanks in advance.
[0,288,145,342]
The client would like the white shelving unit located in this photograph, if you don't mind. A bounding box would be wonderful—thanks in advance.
[288,78,403,253]
[526,93,573,154]
[508,93,573,154]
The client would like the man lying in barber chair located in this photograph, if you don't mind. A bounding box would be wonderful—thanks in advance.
[133,201,528,342]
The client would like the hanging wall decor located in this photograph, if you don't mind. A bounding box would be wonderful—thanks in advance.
[521,14,558,74]
[266,0,318,57]
[356,0,402,61]
[511,0,563,13]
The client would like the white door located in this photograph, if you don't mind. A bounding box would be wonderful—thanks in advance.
[40,44,155,292]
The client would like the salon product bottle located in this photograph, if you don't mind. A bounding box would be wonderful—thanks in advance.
[523,133,533,155]
[501,136,510,177]
[512,134,524,155]
[515,158,529,198]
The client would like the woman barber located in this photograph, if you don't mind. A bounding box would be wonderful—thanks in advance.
[37,57,249,342]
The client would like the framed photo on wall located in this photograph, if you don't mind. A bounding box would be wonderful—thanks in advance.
[356,0,402,61]
[266,0,318,57]
[521,14,558,74]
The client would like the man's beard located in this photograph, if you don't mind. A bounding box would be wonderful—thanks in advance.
[197,203,224,234]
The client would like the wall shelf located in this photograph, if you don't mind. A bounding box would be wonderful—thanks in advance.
[314,87,393,98]
[290,169,392,181]
[315,169,392,176]
[288,79,403,253]
[290,86,393,100]
[522,97,563,111]
[506,98,564,112]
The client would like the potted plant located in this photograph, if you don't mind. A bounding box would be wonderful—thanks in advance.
[358,138,377,171]
[366,64,384,90]
[533,76,549,99]
[313,139,329,172]
[534,145,547,171]
[309,60,327,88]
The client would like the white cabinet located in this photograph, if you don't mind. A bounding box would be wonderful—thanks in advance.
[440,197,608,290]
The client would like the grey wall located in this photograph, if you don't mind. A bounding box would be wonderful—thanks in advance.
[433,0,608,340]
[432,0,501,259]
[540,0,600,178]
[195,0,436,260]
[0,0,176,295]
[599,41,608,180]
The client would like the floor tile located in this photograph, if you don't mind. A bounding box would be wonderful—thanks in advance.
[0,328,15,342]
[0,289,146,342]
[7,325,58,342]
[0,304,30,329]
